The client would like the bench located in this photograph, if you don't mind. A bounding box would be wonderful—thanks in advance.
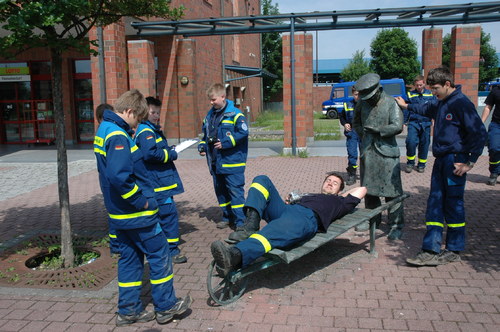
[207,193,410,305]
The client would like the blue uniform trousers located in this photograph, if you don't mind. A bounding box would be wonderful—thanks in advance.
[487,121,500,174]
[345,130,361,167]
[406,121,431,168]
[212,172,246,227]
[108,221,120,254]
[115,223,176,315]
[158,201,181,257]
[235,175,318,267]
[422,154,466,253]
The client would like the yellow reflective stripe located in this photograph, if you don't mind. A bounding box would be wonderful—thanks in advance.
[229,134,236,146]
[249,234,271,253]
[222,163,246,168]
[167,238,179,243]
[407,155,416,160]
[119,281,142,288]
[250,182,269,200]
[219,202,230,207]
[418,158,427,163]
[94,147,106,156]
[154,183,178,192]
[222,120,233,124]
[109,208,159,220]
[200,140,206,144]
[137,127,154,136]
[233,113,244,123]
[106,130,128,141]
[232,204,244,209]
[426,222,444,227]
[490,160,500,165]
[109,233,117,239]
[353,165,358,168]
[422,93,433,97]
[122,184,139,199]
[343,102,353,111]
[131,145,138,153]
[448,222,466,228]
[94,136,104,147]
[151,273,174,285]
[156,137,163,143]
[163,149,169,163]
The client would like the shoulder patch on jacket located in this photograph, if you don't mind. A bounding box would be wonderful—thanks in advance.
[146,135,154,140]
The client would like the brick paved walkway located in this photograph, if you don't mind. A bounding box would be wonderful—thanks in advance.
[0,156,498,331]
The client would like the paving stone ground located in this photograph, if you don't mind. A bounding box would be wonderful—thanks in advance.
[0,149,498,331]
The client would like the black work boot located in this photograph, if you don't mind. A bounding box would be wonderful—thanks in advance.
[227,208,261,243]
[346,166,357,186]
[487,173,498,186]
[210,240,242,277]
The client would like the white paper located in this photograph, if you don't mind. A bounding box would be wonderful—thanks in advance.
[174,139,198,153]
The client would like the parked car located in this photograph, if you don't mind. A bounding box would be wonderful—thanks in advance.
[321,78,407,119]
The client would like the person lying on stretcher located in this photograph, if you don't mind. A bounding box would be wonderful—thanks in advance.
[211,172,367,277]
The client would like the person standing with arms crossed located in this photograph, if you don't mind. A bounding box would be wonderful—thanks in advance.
[340,86,361,185]
[404,75,435,173]
[396,67,487,266]
[481,84,500,185]
[198,83,249,231]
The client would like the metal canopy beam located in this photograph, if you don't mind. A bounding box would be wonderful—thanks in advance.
[131,2,500,37]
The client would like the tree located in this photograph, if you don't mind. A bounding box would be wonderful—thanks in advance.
[442,28,499,89]
[0,0,183,268]
[370,28,420,84]
[340,49,371,82]
[261,0,282,102]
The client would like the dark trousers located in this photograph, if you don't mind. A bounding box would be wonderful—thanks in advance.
[212,172,246,226]
[406,121,431,168]
[488,121,500,174]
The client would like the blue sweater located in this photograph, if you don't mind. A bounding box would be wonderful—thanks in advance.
[408,86,487,163]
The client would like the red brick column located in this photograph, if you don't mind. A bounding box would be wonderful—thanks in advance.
[90,19,128,110]
[422,28,443,80]
[450,25,481,107]
[282,33,314,151]
[127,40,156,97]
[173,39,198,140]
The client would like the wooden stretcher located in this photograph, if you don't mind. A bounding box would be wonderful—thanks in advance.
[207,193,410,305]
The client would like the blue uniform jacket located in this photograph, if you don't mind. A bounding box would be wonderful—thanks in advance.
[340,100,356,126]
[94,110,159,230]
[198,99,249,175]
[404,88,434,124]
[135,120,184,202]
[408,85,487,163]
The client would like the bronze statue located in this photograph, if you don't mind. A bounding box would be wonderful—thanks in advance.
[352,73,404,240]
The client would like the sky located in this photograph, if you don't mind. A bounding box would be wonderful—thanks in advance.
[272,0,500,60]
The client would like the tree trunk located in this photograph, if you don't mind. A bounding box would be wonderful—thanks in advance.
[50,47,75,268]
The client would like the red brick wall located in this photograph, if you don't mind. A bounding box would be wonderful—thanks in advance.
[127,40,155,97]
[313,86,332,114]
[282,33,314,148]
[450,25,481,107]
[422,28,443,81]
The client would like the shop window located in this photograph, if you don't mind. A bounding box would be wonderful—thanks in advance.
[72,59,93,143]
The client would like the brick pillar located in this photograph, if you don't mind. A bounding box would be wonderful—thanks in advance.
[422,28,443,80]
[172,38,198,141]
[450,25,481,107]
[90,18,128,111]
[127,40,156,97]
[282,33,314,152]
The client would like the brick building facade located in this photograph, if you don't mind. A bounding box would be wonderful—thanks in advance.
[0,0,262,145]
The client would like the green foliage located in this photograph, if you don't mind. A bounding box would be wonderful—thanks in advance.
[0,0,184,57]
[341,50,371,82]
[442,29,499,86]
[261,0,283,102]
[370,28,420,84]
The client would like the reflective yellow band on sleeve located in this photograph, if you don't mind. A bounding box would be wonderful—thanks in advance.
[163,149,169,163]
[219,202,230,207]
[122,184,139,199]
[109,234,117,239]
[94,136,104,147]
[151,273,174,285]
[94,147,106,156]
[250,182,269,200]
[447,222,466,228]
[109,208,159,220]
[167,238,179,243]
[119,281,142,288]
[249,234,271,253]
[229,134,236,146]
[156,137,163,143]
[426,222,444,228]
[221,163,246,168]
[154,183,178,192]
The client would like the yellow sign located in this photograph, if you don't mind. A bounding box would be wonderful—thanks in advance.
[0,67,30,75]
